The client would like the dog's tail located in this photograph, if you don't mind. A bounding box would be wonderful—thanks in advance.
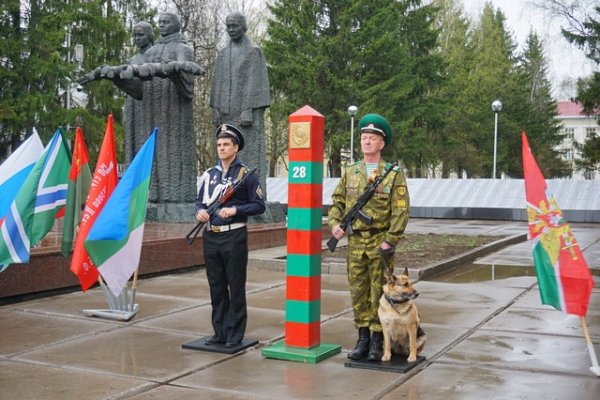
[416,325,426,354]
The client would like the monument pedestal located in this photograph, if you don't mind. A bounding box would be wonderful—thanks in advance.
[146,202,196,223]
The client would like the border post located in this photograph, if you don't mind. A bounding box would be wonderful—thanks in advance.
[262,105,341,363]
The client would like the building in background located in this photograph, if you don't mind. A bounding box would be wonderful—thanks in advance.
[556,101,599,180]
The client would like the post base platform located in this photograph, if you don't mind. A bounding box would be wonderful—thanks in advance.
[345,354,426,373]
[262,341,341,364]
[182,336,259,354]
[82,304,139,321]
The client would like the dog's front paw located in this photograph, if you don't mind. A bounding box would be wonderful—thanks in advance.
[381,352,392,362]
[407,354,417,363]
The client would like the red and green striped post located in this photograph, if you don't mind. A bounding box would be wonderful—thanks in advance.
[262,105,341,363]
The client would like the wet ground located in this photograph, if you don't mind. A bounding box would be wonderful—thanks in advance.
[1,219,599,399]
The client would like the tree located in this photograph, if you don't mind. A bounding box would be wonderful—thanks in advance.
[264,0,443,177]
[534,0,600,173]
[432,0,477,177]
[0,0,73,157]
[0,0,155,166]
[436,3,520,178]
[513,31,570,177]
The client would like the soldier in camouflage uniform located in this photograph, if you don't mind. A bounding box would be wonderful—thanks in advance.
[328,113,409,361]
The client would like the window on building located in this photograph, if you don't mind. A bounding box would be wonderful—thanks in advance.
[564,128,574,139]
[565,149,573,161]
[586,128,596,139]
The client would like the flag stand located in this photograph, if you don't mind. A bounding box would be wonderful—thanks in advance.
[580,317,600,377]
[82,271,139,321]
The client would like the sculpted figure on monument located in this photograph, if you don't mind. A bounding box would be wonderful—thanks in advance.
[124,21,153,166]
[210,11,270,193]
[79,12,204,209]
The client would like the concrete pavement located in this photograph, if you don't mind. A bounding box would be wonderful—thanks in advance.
[1,219,599,399]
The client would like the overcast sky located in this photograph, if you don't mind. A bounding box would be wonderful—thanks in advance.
[461,0,595,100]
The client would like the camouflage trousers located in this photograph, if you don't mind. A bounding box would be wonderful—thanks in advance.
[346,232,394,332]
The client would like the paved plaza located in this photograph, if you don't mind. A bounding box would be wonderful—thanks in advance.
[1,219,599,399]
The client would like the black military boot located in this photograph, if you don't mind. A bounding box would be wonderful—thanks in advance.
[367,331,384,361]
[347,327,370,360]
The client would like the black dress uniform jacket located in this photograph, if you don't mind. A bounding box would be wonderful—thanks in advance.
[194,157,264,344]
[195,157,265,224]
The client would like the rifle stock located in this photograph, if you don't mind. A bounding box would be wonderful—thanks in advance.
[185,221,206,245]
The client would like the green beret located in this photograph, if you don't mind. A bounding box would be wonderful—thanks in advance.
[358,113,392,146]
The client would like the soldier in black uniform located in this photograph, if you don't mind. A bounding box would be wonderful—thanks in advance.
[195,124,265,348]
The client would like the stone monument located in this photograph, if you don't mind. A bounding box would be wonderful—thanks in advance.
[210,11,270,194]
[79,12,204,222]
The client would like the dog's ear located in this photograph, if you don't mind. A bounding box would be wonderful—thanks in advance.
[384,270,395,285]
[403,266,409,277]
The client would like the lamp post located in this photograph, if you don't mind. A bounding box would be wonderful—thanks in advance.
[348,105,358,163]
[491,100,502,179]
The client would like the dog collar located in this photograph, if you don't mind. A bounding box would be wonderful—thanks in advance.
[384,293,411,305]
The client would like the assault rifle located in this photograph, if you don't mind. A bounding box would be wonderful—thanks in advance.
[326,162,397,252]
[186,167,257,245]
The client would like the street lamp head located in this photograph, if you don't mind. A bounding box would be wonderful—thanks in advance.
[491,100,502,113]
[348,105,358,116]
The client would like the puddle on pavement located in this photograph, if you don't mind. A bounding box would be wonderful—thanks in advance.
[426,264,537,283]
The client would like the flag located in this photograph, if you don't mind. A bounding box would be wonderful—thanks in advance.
[0,130,71,266]
[61,127,92,257]
[0,131,44,272]
[85,129,157,296]
[522,132,594,316]
[71,115,118,291]
[0,130,44,222]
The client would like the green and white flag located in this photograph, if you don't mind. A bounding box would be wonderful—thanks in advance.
[0,130,71,266]
[85,129,156,296]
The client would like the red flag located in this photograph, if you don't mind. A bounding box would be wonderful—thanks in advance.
[522,132,594,316]
[70,115,118,291]
[61,127,92,257]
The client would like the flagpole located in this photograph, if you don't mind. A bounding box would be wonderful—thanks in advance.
[580,316,600,377]
[129,266,139,311]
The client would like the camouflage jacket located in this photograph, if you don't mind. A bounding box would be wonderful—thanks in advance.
[327,160,409,247]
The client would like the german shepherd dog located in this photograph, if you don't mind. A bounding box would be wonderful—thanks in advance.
[378,267,426,362]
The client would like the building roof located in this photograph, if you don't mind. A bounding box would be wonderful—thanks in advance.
[557,101,586,117]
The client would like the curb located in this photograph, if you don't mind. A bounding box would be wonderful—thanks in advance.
[248,233,529,278]
[412,232,528,281]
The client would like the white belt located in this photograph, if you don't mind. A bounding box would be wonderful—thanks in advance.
[208,222,246,233]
